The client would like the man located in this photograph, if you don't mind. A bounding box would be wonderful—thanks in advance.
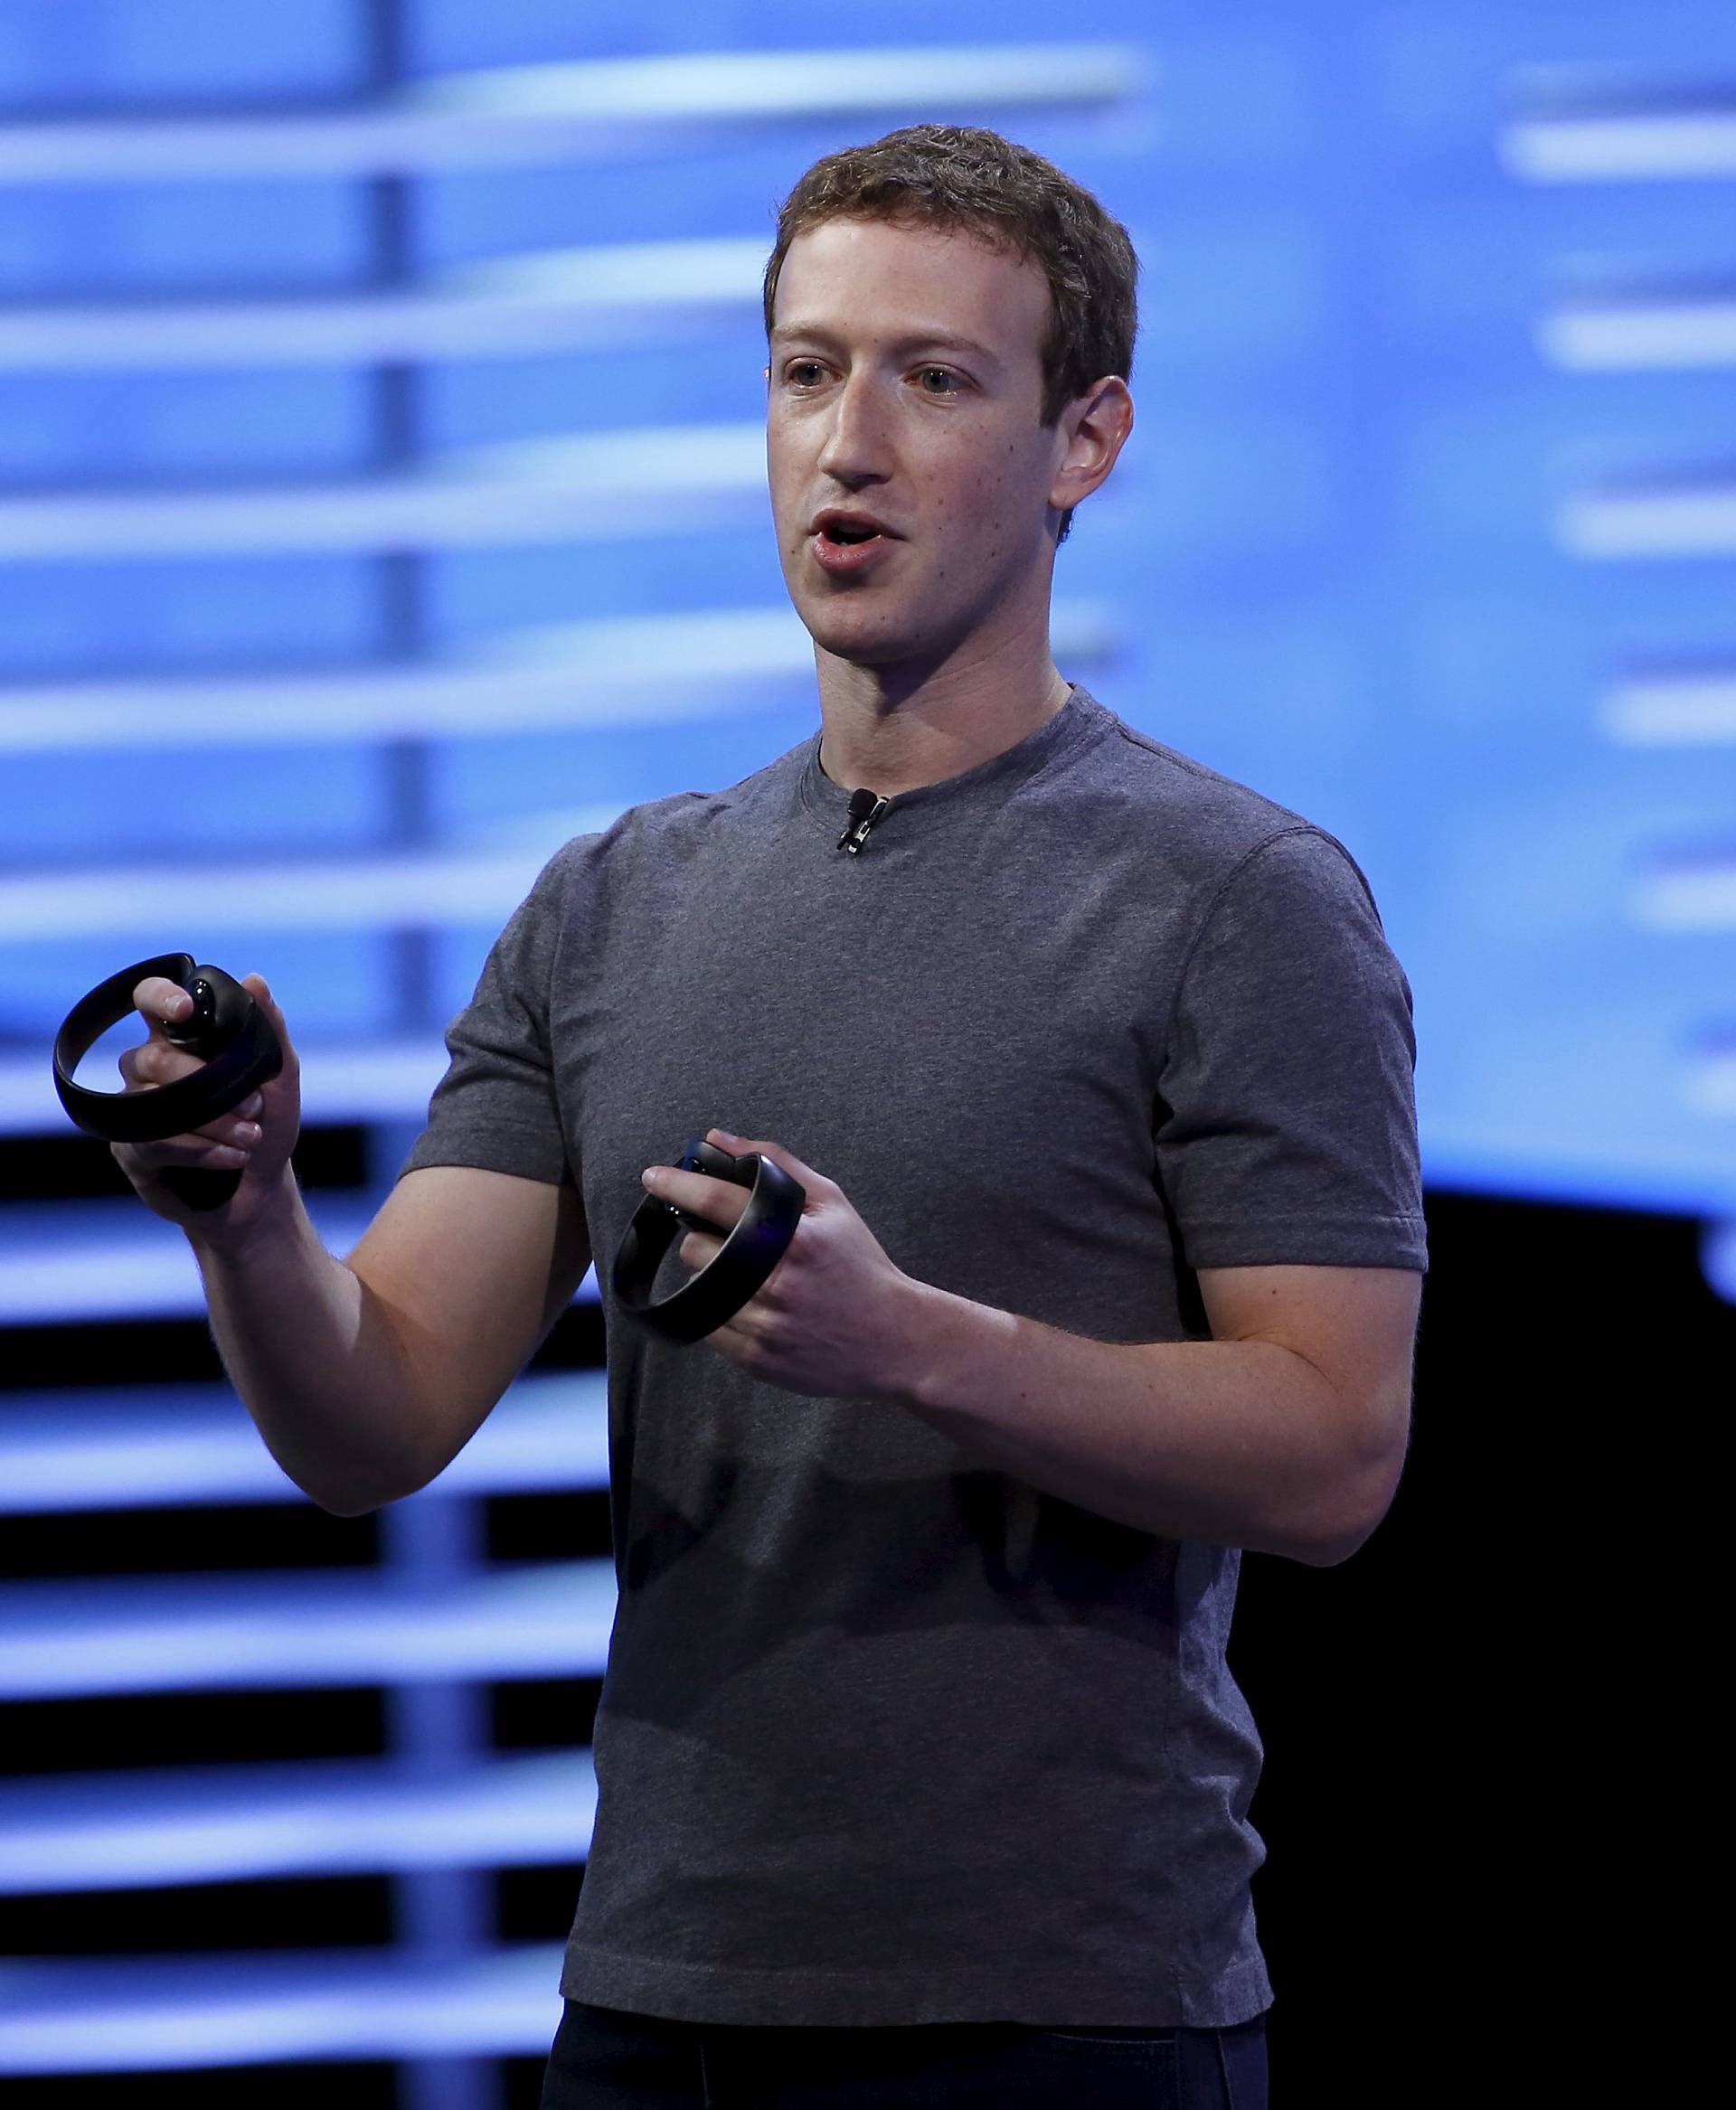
[120,124,1423,2109]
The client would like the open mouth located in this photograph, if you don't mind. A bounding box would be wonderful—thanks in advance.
[810,518,896,572]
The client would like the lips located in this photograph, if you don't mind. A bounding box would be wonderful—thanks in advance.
[807,506,901,578]
[810,508,900,544]
[811,527,895,577]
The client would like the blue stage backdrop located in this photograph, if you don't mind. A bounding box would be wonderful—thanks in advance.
[0,0,1731,2097]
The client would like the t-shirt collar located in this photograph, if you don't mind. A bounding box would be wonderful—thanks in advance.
[797,680,1098,828]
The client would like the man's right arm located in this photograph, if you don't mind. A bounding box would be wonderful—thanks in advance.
[110,968,590,1515]
[189,1163,593,1517]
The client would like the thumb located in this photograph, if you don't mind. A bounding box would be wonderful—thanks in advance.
[242,974,296,1060]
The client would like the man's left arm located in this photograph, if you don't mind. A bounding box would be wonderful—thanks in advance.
[645,1124,1422,1570]
[888,1260,1422,1568]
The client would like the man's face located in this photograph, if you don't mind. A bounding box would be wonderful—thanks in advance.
[765,216,1071,671]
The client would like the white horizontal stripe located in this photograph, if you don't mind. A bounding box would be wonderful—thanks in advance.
[0,654,787,750]
[0,1558,617,1699]
[5,1039,445,1135]
[0,1749,597,1895]
[1555,485,1736,558]
[0,1943,567,2074]
[1539,299,1736,368]
[0,43,1141,185]
[1503,111,1736,182]
[410,45,1145,119]
[1630,863,1736,930]
[1420,1127,1736,1219]
[0,237,770,371]
[1,848,578,941]
[0,1196,367,1323]
[0,606,817,754]
[1599,672,1736,744]
[0,1195,593,1325]
[0,421,766,560]
[1685,1060,1736,1122]
[0,598,1118,750]
[0,1369,608,1513]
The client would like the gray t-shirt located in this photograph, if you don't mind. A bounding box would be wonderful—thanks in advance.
[398,680,1428,2029]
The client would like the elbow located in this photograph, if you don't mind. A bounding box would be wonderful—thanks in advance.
[317,1492,379,1520]
[1301,1521,1373,1568]
[1293,1513,1375,1568]
[304,1477,375,1518]
[1303,1458,1402,1568]
[300,1428,435,1518]
[310,1465,420,1518]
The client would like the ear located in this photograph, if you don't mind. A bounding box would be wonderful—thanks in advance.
[1048,376,1135,518]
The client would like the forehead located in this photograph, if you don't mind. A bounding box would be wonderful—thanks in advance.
[769,216,1050,359]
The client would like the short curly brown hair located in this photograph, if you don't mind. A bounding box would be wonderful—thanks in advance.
[762,123,1139,546]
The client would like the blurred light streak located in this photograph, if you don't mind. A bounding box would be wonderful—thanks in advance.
[1554,482,1736,558]
[0,1945,569,2074]
[0,424,769,560]
[1540,298,1736,368]
[0,44,1141,185]
[2,1038,448,1134]
[1599,672,1736,744]
[0,1750,598,1894]
[0,1369,609,1512]
[0,600,1118,751]
[0,239,771,372]
[0,1559,618,1699]
[1504,109,1736,181]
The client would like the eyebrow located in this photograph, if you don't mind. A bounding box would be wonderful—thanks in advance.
[769,322,1003,369]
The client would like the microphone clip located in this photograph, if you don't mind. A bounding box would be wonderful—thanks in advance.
[838,787,892,855]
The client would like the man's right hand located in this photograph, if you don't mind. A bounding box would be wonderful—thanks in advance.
[109,971,303,1241]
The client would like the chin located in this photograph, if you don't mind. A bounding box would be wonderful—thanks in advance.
[791,597,897,652]
[793,616,890,662]
[804,625,916,669]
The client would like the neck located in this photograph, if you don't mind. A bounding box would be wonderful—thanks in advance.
[815,643,1072,800]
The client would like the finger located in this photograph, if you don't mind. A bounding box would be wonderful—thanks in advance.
[118,1036,205,1088]
[118,1125,252,1172]
[112,1065,260,1142]
[132,975,193,1031]
[705,1129,827,1200]
[184,1098,264,1145]
[148,1134,254,1171]
[648,1165,748,1228]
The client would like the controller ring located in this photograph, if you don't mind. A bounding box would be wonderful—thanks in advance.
[52,952,283,1210]
[612,1135,806,1345]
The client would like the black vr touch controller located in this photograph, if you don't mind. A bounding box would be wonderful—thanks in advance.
[53,954,804,1342]
[52,953,284,1214]
[611,1135,806,1344]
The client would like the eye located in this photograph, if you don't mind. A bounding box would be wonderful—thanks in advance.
[918,368,960,395]
[784,361,826,387]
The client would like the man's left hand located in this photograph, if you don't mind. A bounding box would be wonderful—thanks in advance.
[637,1127,924,1400]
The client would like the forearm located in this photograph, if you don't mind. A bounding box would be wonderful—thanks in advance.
[895,1284,1369,1566]
[186,1170,427,1517]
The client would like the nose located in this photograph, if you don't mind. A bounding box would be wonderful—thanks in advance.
[816,371,893,488]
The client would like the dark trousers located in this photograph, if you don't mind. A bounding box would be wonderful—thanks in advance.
[539,1998,1269,2107]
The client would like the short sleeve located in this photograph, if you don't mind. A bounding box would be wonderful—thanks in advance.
[1154,826,1428,1272]
[396,842,579,1189]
